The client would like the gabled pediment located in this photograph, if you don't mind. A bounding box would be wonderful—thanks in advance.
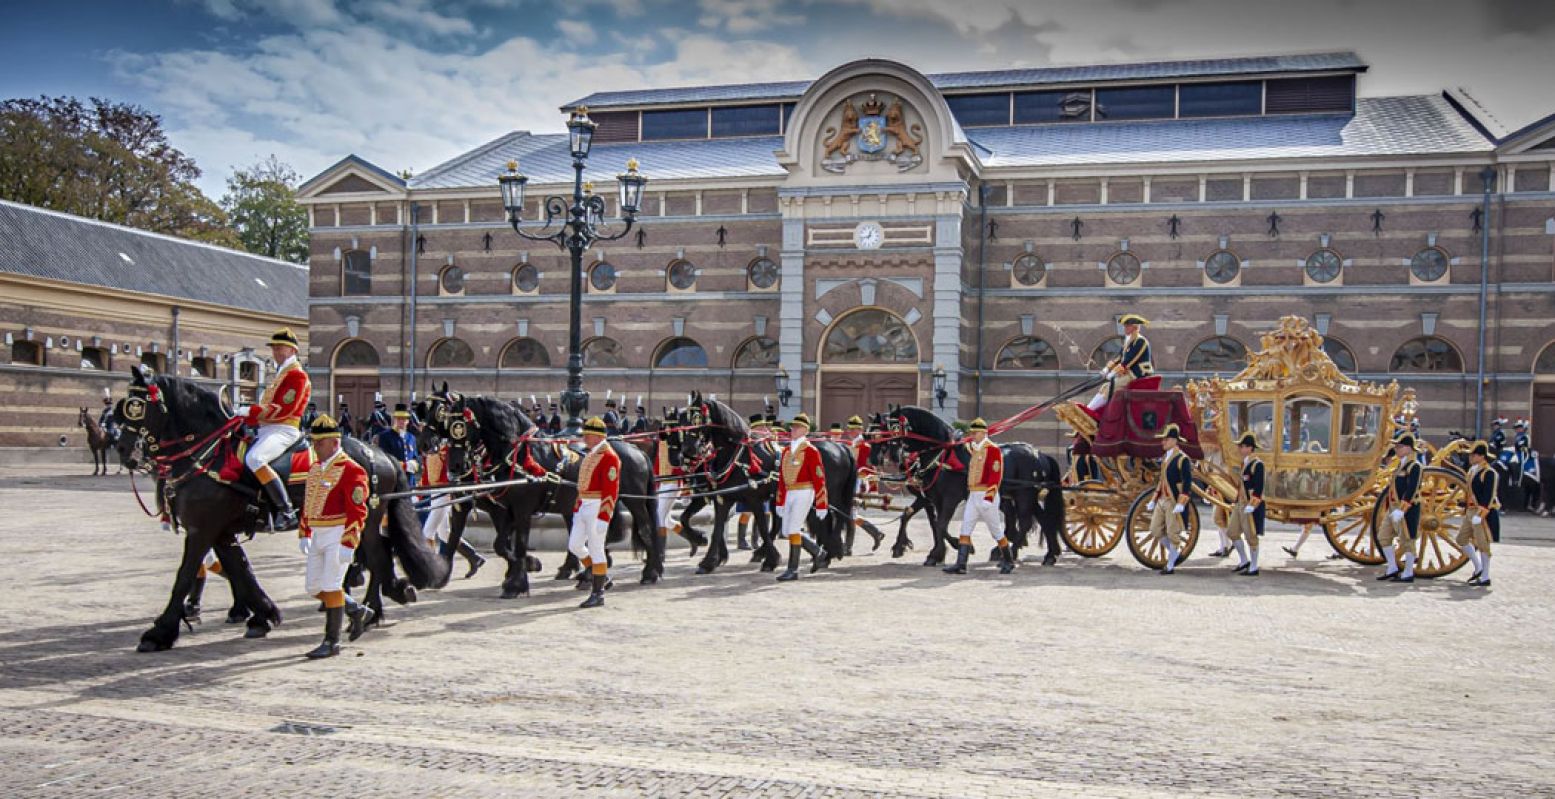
[297,155,405,199]
[1497,111,1555,155]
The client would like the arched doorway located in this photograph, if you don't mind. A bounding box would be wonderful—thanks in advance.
[331,339,380,434]
[817,308,919,427]
[1533,341,1555,455]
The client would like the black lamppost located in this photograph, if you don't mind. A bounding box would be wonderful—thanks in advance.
[498,107,647,432]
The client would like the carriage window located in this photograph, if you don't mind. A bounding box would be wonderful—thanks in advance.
[1283,397,1332,454]
[732,336,779,369]
[81,346,108,370]
[1227,400,1274,450]
[1339,403,1381,454]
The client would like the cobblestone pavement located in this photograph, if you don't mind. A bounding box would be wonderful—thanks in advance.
[2,466,1553,797]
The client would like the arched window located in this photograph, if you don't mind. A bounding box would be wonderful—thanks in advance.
[80,346,108,371]
[427,337,475,369]
[732,336,779,369]
[1536,342,1555,374]
[438,264,466,296]
[1186,337,1248,373]
[995,336,1058,370]
[654,337,708,368]
[581,336,624,368]
[821,309,918,364]
[10,340,43,366]
[1390,336,1463,372]
[342,250,372,295]
[1091,336,1123,368]
[334,339,380,368]
[499,337,550,369]
[1322,338,1357,372]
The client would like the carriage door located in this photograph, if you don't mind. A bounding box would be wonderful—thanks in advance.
[817,308,920,427]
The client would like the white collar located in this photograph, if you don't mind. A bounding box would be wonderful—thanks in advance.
[277,355,297,371]
[322,448,345,467]
[789,435,806,452]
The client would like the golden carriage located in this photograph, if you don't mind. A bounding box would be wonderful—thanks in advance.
[1055,316,1473,575]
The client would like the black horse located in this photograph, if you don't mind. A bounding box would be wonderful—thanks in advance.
[119,367,447,652]
[419,388,662,597]
[874,406,1065,567]
[680,395,858,574]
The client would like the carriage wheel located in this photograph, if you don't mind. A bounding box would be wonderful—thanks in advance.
[1123,488,1200,569]
[1321,500,1385,565]
[1366,467,1471,578]
[1061,481,1125,557]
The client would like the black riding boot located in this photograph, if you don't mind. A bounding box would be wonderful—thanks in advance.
[998,544,1016,575]
[305,606,343,659]
[777,542,802,581]
[345,597,376,642]
[580,573,607,608]
[943,544,971,574]
[800,534,831,573]
[736,516,751,551]
[457,538,486,579]
[184,575,206,620]
[262,479,298,530]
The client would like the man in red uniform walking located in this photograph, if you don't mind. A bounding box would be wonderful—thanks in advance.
[297,414,370,658]
[572,417,621,608]
[776,413,828,582]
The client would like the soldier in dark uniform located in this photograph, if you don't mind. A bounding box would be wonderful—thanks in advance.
[631,398,649,435]
[97,392,121,445]
[1513,419,1532,464]
[602,392,622,436]
[376,404,423,522]
[1088,313,1153,411]
[301,401,320,432]
[1489,417,1508,454]
[1068,435,1102,484]
[1226,432,1266,576]
[1375,433,1423,582]
[1461,441,1499,587]
[546,397,563,435]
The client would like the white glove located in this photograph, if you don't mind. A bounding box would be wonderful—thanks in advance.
[1243,504,1256,514]
[406,460,420,474]
[1472,515,1483,526]
[1146,500,1157,511]
[815,508,828,520]
[298,537,312,556]
[1389,508,1404,523]
[1173,503,1185,514]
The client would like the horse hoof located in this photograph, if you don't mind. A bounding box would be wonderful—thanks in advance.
[695,564,715,575]
[640,573,661,585]
[500,588,520,599]
[553,571,574,581]
[243,626,269,639]
[922,557,943,567]
[136,639,169,653]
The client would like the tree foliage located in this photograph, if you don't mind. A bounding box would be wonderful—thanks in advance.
[0,96,240,247]
[221,155,310,264]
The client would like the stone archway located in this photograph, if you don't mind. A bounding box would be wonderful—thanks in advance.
[816,307,920,427]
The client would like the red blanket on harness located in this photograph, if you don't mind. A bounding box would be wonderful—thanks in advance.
[1090,387,1203,461]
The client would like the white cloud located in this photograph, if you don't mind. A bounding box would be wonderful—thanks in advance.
[194,0,346,26]
[556,19,598,46]
[696,0,803,34]
[353,0,478,37]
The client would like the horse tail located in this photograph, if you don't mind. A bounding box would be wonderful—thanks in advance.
[1039,453,1065,532]
[383,475,450,589]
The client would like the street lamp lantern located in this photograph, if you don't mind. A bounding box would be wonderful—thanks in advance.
[932,364,948,410]
[497,120,644,434]
[567,107,596,160]
[774,366,792,408]
[499,160,528,222]
[617,158,647,215]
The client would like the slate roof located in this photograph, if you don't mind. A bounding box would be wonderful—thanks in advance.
[0,200,308,318]
[407,94,1491,189]
[973,95,1494,168]
[409,132,787,190]
[565,52,1366,110]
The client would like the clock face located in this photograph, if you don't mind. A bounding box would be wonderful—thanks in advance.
[854,222,884,250]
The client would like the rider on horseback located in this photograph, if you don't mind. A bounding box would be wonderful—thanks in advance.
[1087,313,1153,412]
[243,327,309,529]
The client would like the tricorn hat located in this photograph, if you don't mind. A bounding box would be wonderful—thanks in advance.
[1470,440,1491,459]
[1236,431,1257,448]
[1119,313,1149,326]
[1157,423,1182,440]
[1393,432,1416,449]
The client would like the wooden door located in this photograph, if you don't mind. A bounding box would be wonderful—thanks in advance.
[820,372,920,428]
[334,374,379,437]
[1534,383,1555,454]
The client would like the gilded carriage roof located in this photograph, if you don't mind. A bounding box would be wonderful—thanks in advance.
[1206,315,1395,401]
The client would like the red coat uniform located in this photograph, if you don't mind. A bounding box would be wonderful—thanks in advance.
[426,444,450,486]
[966,439,1003,501]
[575,443,621,522]
[778,439,829,511]
[300,451,370,548]
[851,435,876,491]
[246,360,311,427]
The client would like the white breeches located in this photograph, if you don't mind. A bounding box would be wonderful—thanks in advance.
[656,482,681,531]
[246,424,302,471]
[960,492,1003,540]
[304,525,353,596]
[778,488,814,539]
[421,499,451,544]
[569,499,608,564]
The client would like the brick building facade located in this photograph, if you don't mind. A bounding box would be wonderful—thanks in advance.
[298,52,1555,452]
[0,200,308,448]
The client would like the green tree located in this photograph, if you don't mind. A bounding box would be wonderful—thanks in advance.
[220,155,309,264]
[0,95,241,247]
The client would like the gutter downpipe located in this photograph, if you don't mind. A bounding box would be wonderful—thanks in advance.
[408,202,420,403]
[974,183,990,419]
[170,305,181,378]
[1473,166,1494,436]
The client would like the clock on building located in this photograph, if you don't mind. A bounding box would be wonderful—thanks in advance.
[853,221,885,250]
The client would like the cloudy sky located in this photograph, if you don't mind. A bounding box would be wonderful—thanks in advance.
[5,0,1553,197]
